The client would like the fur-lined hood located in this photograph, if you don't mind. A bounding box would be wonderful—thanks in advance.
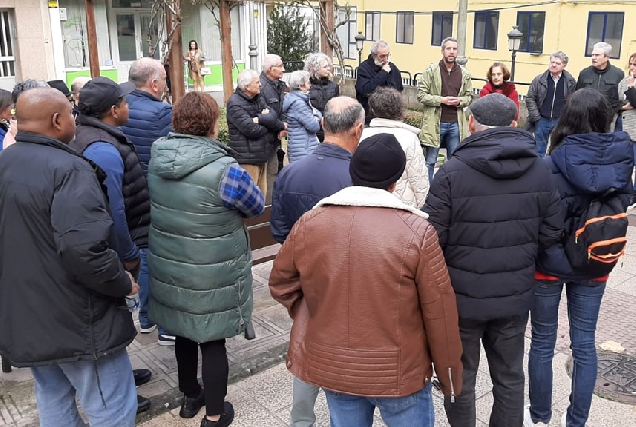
[314,186,428,219]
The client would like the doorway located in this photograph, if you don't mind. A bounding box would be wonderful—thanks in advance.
[112,11,159,83]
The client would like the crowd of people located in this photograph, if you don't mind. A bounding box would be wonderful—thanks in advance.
[0,36,633,427]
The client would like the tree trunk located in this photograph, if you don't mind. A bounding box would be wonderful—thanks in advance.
[85,0,100,77]
[220,0,234,105]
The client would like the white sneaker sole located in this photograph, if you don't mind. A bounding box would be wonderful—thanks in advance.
[140,325,157,334]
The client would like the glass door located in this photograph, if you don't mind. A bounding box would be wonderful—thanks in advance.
[139,13,159,59]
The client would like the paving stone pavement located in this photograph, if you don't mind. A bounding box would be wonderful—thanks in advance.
[3,221,636,426]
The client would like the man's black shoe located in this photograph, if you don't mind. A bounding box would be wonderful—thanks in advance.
[200,402,234,427]
[137,395,151,413]
[180,388,205,418]
[133,369,152,387]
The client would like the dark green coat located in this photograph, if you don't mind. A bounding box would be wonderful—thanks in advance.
[147,133,253,343]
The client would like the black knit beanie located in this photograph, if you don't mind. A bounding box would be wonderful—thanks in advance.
[350,133,406,190]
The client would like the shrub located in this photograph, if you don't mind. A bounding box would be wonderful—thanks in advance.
[404,109,423,129]
[218,108,229,144]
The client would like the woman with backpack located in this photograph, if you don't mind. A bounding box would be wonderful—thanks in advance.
[524,88,634,427]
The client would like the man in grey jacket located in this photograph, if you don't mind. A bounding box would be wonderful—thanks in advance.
[525,51,576,157]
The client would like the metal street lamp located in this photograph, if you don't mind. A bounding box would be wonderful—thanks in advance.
[507,25,523,81]
[355,32,366,66]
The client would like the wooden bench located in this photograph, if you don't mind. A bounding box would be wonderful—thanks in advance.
[244,205,280,265]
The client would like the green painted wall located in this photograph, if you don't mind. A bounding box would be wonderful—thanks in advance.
[187,63,245,86]
[65,69,119,87]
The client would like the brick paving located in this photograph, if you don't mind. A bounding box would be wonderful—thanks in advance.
[2,220,636,426]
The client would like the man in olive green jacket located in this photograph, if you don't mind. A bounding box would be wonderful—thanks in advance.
[417,37,473,183]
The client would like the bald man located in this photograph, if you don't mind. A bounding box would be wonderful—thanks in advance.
[0,88,139,426]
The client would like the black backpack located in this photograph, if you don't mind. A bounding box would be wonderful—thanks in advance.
[564,190,628,277]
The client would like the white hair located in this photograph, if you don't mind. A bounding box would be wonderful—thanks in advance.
[304,52,332,80]
[370,40,390,55]
[593,42,612,57]
[237,69,259,91]
[262,54,282,72]
[129,57,164,88]
[71,76,91,96]
[288,71,310,90]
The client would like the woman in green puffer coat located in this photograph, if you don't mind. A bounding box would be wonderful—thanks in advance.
[147,92,264,427]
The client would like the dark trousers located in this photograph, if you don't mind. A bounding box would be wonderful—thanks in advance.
[175,336,228,416]
[444,314,528,427]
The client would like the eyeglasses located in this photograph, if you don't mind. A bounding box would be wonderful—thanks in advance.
[376,53,391,60]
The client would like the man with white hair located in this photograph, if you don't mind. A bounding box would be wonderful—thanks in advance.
[576,41,624,129]
[227,69,282,196]
[355,40,404,124]
[260,54,288,203]
[71,76,91,104]
[119,57,175,347]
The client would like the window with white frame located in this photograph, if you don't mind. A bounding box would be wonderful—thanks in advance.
[365,11,380,42]
[60,0,112,68]
[396,11,414,44]
[336,7,357,59]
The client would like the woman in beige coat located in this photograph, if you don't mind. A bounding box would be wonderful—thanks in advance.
[360,87,429,208]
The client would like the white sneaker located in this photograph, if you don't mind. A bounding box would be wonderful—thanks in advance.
[524,405,548,427]
[562,411,567,427]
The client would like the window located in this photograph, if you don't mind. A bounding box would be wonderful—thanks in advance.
[585,12,624,58]
[473,11,499,50]
[516,11,545,53]
[432,12,453,47]
[336,7,357,59]
[61,0,112,68]
[365,12,380,41]
[396,12,414,44]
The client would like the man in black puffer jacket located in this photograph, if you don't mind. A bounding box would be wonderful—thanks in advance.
[424,94,563,427]
[227,69,284,197]
[576,42,624,124]
[0,88,139,425]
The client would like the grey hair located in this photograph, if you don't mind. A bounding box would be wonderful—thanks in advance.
[323,98,365,134]
[304,52,332,80]
[71,76,91,96]
[441,37,458,49]
[550,51,569,66]
[12,79,49,104]
[129,58,164,88]
[262,54,282,72]
[593,42,612,57]
[370,40,390,55]
[237,69,259,91]
[288,70,310,90]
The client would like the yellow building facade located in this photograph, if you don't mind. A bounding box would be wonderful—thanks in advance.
[340,0,636,94]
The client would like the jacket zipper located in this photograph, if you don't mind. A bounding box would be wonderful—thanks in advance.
[550,77,558,118]
[448,367,455,403]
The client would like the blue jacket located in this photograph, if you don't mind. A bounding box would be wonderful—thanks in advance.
[120,90,172,175]
[282,91,322,162]
[270,143,352,243]
[537,131,634,281]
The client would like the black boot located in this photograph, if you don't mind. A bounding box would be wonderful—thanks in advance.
[180,387,205,418]
[133,369,152,387]
[200,402,234,427]
[137,395,151,413]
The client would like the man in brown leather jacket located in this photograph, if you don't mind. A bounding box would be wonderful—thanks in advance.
[269,133,463,427]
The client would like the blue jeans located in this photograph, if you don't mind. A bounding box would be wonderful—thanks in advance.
[325,382,434,427]
[534,117,559,157]
[528,280,606,427]
[31,349,137,427]
[425,122,460,183]
[138,249,167,335]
